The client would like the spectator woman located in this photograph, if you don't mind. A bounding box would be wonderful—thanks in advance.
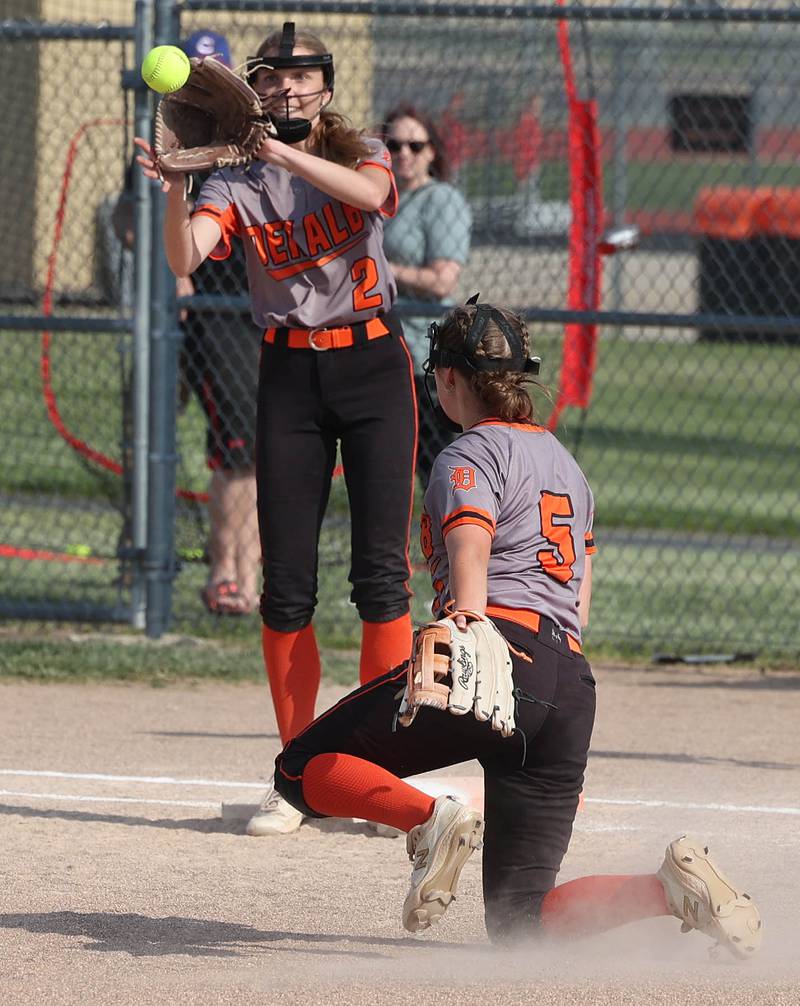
[381,106,472,486]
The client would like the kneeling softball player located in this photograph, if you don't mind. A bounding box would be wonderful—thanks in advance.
[274,301,762,955]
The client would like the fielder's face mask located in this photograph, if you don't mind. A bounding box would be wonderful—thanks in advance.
[245,22,334,144]
[422,294,541,432]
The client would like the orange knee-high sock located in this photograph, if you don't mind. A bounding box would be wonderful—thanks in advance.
[261,624,321,745]
[302,752,435,832]
[359,613,413,684]
[540,874,671,938]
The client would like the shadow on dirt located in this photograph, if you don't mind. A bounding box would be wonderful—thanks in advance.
[0,804,405,836]
[0,804,236,833]
[0,910,468,959]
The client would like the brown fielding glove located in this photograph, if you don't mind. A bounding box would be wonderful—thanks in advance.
[154,56,275,173]
[397,612,516,737]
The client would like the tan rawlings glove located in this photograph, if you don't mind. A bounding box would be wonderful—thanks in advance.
[398,612,515,737]
[154,56,275,173]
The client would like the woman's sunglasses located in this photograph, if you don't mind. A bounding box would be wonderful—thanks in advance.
[386,139,429,154]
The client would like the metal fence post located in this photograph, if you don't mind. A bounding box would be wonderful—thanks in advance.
[144,0,182,638]
[609,28,629,326]
[131,0,154,630]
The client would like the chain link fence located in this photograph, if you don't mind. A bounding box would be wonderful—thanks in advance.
[1,1,798,659]
[0,5,139,624]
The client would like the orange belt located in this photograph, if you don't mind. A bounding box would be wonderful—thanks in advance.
[263,317,389,351]
[486,605,583,655]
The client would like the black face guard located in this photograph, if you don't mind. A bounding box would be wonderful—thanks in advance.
[422,296,541,432]
[245,22,334,144]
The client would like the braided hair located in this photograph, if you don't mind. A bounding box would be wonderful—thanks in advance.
[437,305,538,423]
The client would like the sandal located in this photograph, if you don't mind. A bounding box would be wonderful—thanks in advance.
[200,579,251,616]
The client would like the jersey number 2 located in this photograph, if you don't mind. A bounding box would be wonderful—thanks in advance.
[537,492,576,584]
[351,256,383,311]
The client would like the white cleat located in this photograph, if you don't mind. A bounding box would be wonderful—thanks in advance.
[245,778,304,836]
[657,834,762,960]
[402,795,484,933]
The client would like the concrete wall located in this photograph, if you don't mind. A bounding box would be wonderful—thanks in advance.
[0,0,41,297]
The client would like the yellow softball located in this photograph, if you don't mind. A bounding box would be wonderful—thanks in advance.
[141,45,191,94]
[66,543,92,557]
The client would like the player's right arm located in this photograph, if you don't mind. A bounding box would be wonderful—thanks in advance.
[133,136,221,278]
[444,523,491,631]
[578,554,592,628]
[163,189,220,277]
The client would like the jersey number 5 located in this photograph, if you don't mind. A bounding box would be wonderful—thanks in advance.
[537,491,576,584]
[351,256,383,312]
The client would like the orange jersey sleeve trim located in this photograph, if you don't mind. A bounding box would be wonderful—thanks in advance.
[192,202,240,260]
[357,161,398,218]
[441,505,496,539]
[585,532,597,555]
[472,418,546,433]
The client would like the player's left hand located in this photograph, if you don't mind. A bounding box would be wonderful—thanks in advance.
[134,136,181,193]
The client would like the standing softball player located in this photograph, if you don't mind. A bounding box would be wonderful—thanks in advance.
[135,23,417,836]
[271,301,762,956]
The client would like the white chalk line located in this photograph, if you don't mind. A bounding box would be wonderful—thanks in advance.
[0,769,798,817]
[585,797,800,816]
[0,768,263,789]
[0,789,218,809]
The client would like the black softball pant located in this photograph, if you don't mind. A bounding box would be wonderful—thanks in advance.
[275,617,597,942]
[256,321,417,631]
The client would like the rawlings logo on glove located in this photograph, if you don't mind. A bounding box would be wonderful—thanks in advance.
[398,611,516,738]
[455,644,474,690]
[154,56,276,173]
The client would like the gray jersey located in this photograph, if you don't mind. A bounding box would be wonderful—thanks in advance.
[193,138,398,329]
[422,420,597,640]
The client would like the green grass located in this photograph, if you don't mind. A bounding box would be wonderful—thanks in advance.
[6,329,794,542]
[541,159,800,213]
[0,635,362,686]
[3,329,129,499]
[588,535,799,661]
[559,338,799,538]
[463,157,800,214]
[3,508,797,666]
[1,325,799,667]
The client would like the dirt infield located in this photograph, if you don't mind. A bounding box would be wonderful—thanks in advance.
[2,663,799,1005]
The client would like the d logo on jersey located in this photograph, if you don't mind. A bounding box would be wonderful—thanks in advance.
[449,466,477,492]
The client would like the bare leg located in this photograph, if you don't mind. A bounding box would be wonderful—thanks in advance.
[207,468,241,584]
[205,468,259,613]
[232,469,260,610]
